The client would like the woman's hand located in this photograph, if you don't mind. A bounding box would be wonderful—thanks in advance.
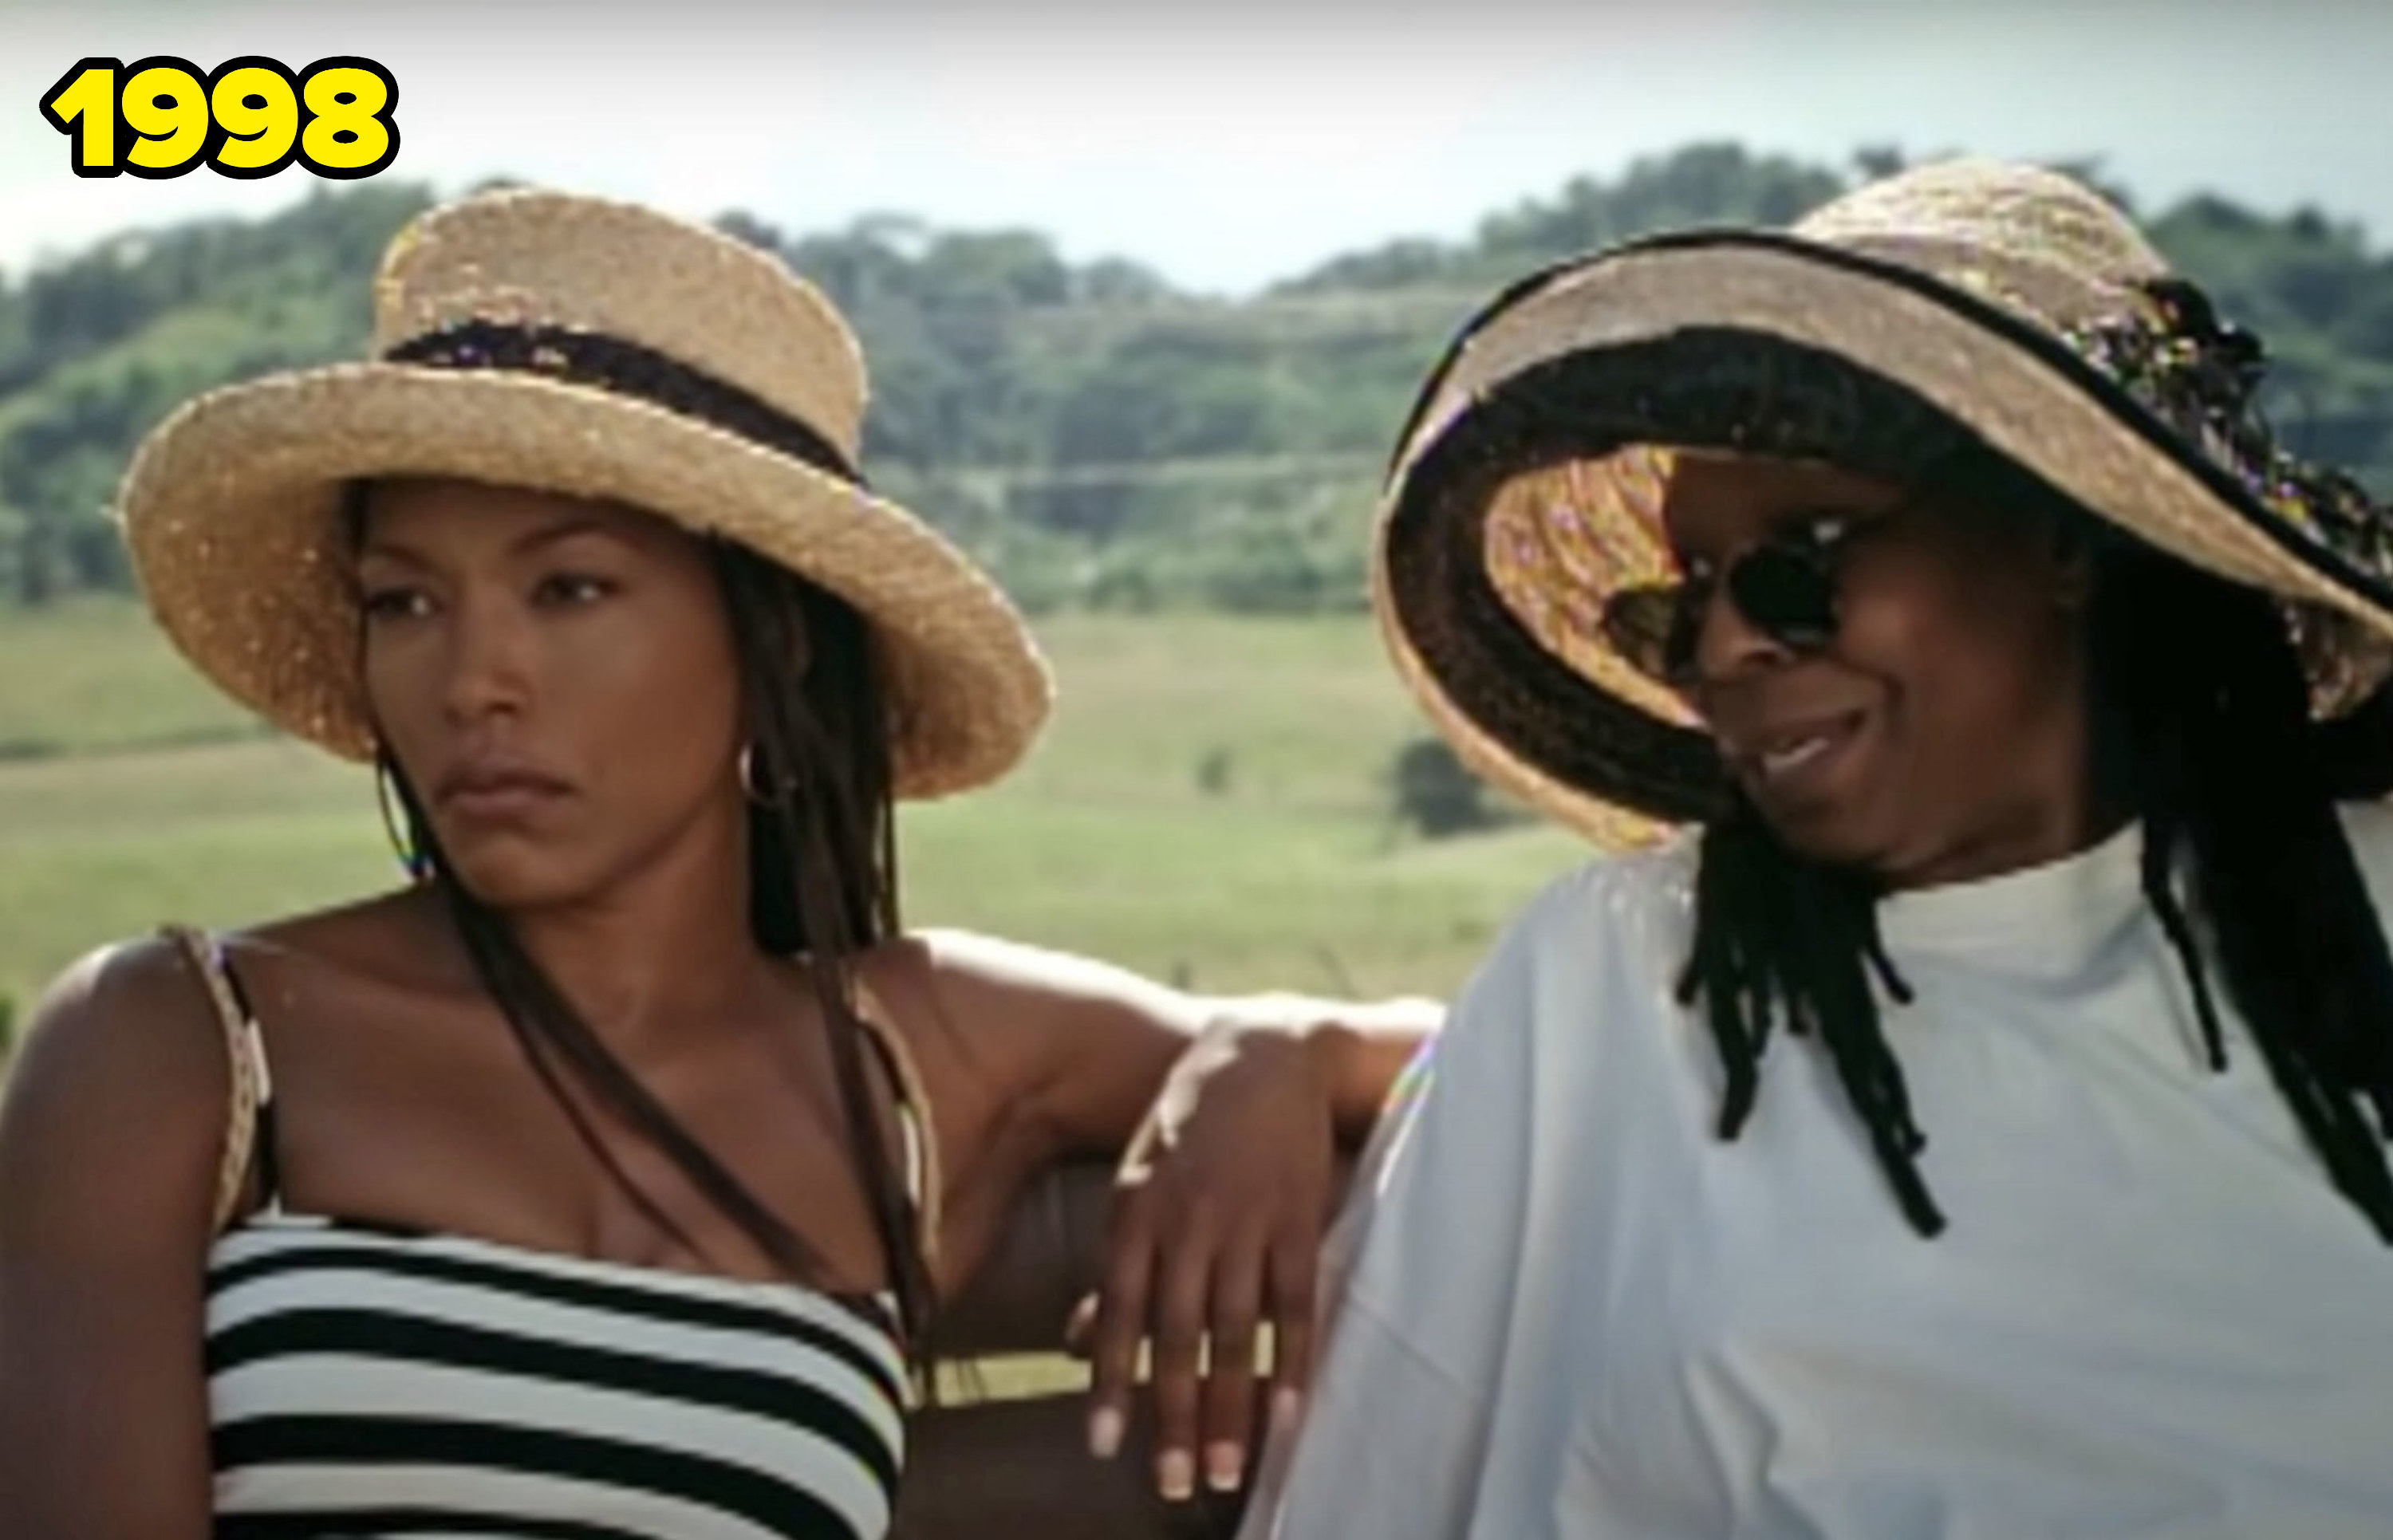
[1078,1018,1344,1504]
[881,935,1436,1499]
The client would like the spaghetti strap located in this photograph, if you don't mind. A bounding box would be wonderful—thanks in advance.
[161,926,282,1230]
[850,976,944,1274]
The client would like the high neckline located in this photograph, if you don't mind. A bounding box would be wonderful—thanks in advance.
[1875,821,2147,975]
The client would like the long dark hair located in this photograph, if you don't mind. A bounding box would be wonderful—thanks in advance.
[1679,443,2393,1241]
[350,485,938,1360]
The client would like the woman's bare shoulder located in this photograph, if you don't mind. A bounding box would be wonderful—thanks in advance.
[217,886,478,999]
[0,933,233,1224]
[8,889,461,1098]
[14,931,224,1081]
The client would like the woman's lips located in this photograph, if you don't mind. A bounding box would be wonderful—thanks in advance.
[435,762,574,823]
[1733,711,1868,794]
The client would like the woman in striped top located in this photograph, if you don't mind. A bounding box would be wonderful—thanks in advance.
[0,190,1437,1539]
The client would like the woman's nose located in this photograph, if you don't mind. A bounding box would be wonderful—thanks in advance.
[1689,578,1796,687]
[440,591,534,725]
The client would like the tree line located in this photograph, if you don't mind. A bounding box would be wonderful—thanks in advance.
[3,143,2388,613]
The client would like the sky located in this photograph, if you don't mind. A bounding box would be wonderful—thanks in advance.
[4,0,2390,297]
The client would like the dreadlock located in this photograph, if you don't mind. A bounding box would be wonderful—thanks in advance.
[1678,445,2393,1243]
[350,486,939,1369]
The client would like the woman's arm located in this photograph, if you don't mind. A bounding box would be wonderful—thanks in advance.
[904,929,1433,1156]
[885,930,1440,1507]
[0,939,230,1538]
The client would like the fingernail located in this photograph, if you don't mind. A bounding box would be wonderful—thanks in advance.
[1089,1408,1125,1460]
[1158,1449,1196,1503]
[1205,1441,1245,1492]
[1270,1387,1305,1440]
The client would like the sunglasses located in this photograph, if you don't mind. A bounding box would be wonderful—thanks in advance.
[1599,507,1900,689]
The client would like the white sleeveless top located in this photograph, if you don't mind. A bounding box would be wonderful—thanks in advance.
[1249,805,2393,1540]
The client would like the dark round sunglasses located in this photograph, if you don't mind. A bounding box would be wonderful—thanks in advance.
[1599,511,1887,688]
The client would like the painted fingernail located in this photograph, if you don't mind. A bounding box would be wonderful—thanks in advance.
[1205,1441,1245,1493]
[1270,1387,1305,1440]
[1089,1408,1125,1460]
[1158,1449,1196,1503]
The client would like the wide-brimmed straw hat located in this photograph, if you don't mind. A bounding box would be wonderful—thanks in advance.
[118,188,1054,798]
[1374,157,2393,849]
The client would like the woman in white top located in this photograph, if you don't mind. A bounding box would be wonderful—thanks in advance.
[1243,159,2393,1538]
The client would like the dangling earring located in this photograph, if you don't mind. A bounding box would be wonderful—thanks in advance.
[738,742,769,805]
[374,750,433,884]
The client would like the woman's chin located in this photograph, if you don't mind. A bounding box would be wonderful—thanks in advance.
[1747,791,1903,876]
[436,843,590,912]
[1761,817,1888,874]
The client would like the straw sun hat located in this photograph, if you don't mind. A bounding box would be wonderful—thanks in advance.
[118,189,1053,798]
[1375,157,2393,850]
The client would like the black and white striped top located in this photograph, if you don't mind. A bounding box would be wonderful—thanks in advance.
[205,1214,909,1540]
[180,929,926,1540]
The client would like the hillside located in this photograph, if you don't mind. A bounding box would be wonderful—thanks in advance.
[3,143,2389,613]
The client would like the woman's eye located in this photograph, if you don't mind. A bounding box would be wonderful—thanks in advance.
[361,587,430,621]
[534,573,614,607]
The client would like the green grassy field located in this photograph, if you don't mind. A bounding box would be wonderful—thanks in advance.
[0,597,1590,1022]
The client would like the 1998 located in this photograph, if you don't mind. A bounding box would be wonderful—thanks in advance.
[39,55,400,180]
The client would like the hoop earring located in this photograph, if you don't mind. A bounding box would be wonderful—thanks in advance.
[738,743,769,805]
[374,752,433,884]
